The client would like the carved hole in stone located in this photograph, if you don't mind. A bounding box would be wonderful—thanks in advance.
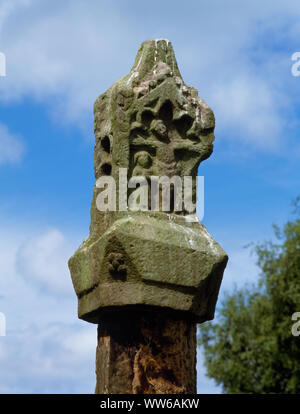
[141,110,155,128]
[200,127,214,136]
[101,163,112,175]
[131,145,156,157]
[158,100,173,127]
[187,133,201,142]
[130,111,137,124]
[174,148,187,162]
[174,148,199,162]
[130,128,148,141]
[101,136,111,153]
[173,115,193,137]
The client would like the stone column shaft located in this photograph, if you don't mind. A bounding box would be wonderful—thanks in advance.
[95,310,196,394]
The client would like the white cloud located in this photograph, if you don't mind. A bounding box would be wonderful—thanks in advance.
[0,323,96,393]
[0,0,137,126]
[0,0,31,30]
[62,325,96,356]
[0,225,97,393]
[15,228,75,295]
[211,76,282,151]
[0,122,25,165]
[0,226,80,325]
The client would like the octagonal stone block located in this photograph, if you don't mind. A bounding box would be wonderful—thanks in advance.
[68,213,228,323]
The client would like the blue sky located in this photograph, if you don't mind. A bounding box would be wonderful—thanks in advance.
[0,0,300,393]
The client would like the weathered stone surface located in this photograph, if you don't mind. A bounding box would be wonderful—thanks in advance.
[69,212,226,323]
[95,309,196,394]
[68,39,228,323]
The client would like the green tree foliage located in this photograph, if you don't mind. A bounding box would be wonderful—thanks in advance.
[198,200,300,393]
